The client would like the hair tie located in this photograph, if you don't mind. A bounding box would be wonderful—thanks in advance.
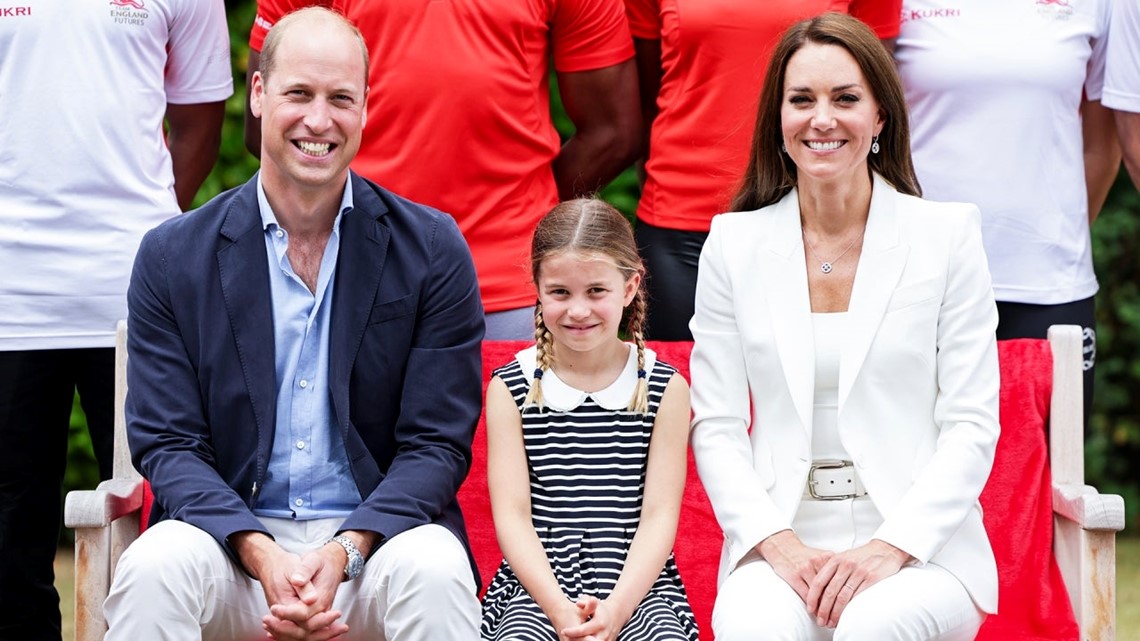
[533,368,544,380]
[637,369,647,379]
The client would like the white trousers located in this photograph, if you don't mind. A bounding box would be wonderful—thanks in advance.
[104,518,480,641]
[712,498,985,641]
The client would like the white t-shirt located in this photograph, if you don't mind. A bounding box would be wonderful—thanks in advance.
[1104,0,1140,112]
[896,0,1111,305]
[0,0,232,350]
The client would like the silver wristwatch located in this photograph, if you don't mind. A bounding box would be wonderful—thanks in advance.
[328,534,364,580]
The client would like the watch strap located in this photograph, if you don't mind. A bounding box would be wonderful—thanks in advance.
[328,534,364,580]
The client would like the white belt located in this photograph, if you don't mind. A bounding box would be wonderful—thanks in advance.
[803,460,867,500]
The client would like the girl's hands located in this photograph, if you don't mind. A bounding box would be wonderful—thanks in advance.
[559,595,623,641]
[547,598,590,641]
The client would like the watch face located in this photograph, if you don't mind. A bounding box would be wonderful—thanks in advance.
[346,554,364,579]
[333,535,365,580]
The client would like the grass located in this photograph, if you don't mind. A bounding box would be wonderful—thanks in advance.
[56,548,74,641]
[54,539,1140,640]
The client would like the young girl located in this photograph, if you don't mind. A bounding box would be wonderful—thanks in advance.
[480,199,699,641]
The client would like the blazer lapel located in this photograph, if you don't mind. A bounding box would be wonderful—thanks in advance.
[839,174,908,411]
[760,190,815,436]
[329,174,391,414]
[217,180,277,449]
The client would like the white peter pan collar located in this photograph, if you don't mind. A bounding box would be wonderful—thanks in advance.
[516,342,658,412]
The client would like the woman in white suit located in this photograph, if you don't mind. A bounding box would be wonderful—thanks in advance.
[689,13,1000,641]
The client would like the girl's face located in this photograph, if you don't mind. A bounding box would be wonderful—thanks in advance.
[536,251,640,356]
[780,42,883,190]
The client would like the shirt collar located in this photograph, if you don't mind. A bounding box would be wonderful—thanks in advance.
[256,172,355,234]
[515,343,657,412]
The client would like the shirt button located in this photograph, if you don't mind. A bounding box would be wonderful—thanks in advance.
[296,440,305,450]
[294,498,303,507]
[275,230,284,238]
[299,379,308,388]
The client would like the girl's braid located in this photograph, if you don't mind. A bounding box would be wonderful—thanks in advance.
[523,302,555,409]
[626,287,650,414]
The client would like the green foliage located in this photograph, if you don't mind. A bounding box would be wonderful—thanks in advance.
[64,395,100,498]
[1089,170,1140,530]
[549,72,642,220]
[195,1,261,205]
[60,394,100,544]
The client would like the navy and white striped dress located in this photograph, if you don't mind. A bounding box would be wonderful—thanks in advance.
[480,345,699,641]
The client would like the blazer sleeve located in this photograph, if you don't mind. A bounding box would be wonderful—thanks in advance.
[690,215,791,569]
[126,226,269,549]
[872,206,1001,564]
[337,212,485,540]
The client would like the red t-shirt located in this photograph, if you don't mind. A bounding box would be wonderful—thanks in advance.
[625,0,901,231]
[251,0,634,313]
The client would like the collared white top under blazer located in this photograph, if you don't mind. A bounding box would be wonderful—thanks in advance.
[689,173,1001,613]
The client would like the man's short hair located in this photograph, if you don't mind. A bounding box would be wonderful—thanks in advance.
[259,7,370,86]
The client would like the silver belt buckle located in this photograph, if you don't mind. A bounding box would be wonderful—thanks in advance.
[807,459,860,500]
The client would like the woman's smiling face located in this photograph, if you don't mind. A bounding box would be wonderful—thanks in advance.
[781,42,884,190]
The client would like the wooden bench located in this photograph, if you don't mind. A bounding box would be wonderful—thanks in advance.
[65,323,1125,640]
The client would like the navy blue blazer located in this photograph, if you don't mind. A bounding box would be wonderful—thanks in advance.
[125,172,485,582]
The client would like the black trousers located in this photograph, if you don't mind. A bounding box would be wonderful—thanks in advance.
[996,296,1096,424]
[0,349,115,641]
[635,219,709,341]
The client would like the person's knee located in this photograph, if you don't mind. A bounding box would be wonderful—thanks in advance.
[111,520,223,593]
[714,611,812,641]
[713,560,815,641]
[834,600,911,641]
[375,525,474,598]
[712,590,812,640]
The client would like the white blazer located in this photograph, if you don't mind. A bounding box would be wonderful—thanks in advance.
[689,173,1000,613]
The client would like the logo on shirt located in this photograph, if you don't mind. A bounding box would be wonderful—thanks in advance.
[0,6,32,17]
[900,6,962,24]
[254,13,274,34]
[109,0,149,26]
[1036,0,1074,20]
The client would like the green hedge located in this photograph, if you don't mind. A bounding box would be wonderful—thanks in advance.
[1089,172,1140,529]
[64,1,1140,534]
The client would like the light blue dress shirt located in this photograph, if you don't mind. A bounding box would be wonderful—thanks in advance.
[253,174,361,520]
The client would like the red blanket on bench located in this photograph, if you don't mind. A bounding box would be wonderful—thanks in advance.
[140,339,1076,639]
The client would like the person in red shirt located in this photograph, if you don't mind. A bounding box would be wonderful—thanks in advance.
[247,0,641,339]
[626,2,900,339]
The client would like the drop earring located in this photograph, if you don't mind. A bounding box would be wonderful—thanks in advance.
[871,136,880,155]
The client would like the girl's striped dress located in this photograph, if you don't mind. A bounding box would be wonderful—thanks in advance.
[480,344,699,641]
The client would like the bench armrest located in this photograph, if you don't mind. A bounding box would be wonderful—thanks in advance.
[1052,483,1126,532]
[64,478,145,529]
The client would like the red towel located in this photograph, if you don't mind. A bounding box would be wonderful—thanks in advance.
[976,339,1078,640]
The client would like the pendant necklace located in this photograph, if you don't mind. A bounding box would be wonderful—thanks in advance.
[802,226,863,274]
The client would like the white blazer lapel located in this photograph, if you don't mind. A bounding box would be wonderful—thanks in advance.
[839,174,908,411]
[759,189,815,436]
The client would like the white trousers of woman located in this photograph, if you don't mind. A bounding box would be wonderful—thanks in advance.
[104,518,480,641]
[711,499,985,641]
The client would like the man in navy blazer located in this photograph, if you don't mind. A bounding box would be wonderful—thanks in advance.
[103,8,484,640]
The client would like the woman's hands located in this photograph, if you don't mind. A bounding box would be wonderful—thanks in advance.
[805,539,911,628]
[758,529,835,603]
[758,530,911,628]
